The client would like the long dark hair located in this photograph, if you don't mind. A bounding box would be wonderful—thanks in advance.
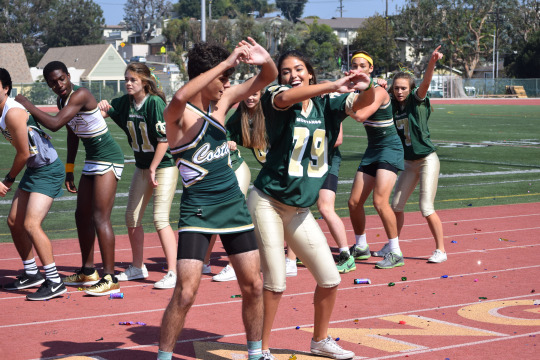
[389,72,416,99]
[239,90,267,150]
[125,63,167,104]
[277,50,317,85]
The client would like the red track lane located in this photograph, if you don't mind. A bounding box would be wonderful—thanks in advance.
[1,203,539,359]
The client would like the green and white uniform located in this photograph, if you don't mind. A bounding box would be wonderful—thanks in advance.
[248,85,354,292]
[391,88,439,217]
[1,98,64,198]
[359,86,404,171]
[170,103,253,234]
[59,86,124,178]
[255,85,354,208]
[107,94,178,230]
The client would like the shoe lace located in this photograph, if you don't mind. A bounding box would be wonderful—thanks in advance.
[324,337,344,351]
[337,253,350,266]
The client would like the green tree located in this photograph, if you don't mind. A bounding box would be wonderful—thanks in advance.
[350,15,397,74]
[174,0,274,19]
[505,29,540,78]
[124,0,172,42]
[0,0,56,66]
[235,0,275,17]
[275,0,307,22]
[43,0,105,49]
[163,18,193,51]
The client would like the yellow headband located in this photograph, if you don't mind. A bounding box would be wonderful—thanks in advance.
[351,53,373,67]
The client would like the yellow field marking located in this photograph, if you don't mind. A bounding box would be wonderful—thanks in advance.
[459,300,540,326]
[300,314,504,353]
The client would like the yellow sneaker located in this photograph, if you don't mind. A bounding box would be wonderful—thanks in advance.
[62,269,100,286]
[84,274,120,296]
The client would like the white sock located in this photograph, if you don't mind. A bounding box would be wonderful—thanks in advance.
[43,262,61,283]
[23,258,38,275]
[339,247,350,254]
[388,237,401,254]
[355,234,367,248]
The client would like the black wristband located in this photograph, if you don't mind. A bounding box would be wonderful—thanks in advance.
[4,173,15,183]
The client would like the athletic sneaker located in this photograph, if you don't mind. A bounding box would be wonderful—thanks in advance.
[336,251,356,273]
[26,279,67,301]
[202,262,212,274]
[286,257,297,277]
[375,252,404,269]
[154,271,177,289]
[3,271,44,290]
[310,336,355,359]
[62,268,100,286]
[116,264,148,281]
[260,351,276,360]
[372,243,391,257]
[350,244,371,260]
[212,265,237,282]
[84,274,120,296]
[428,249,447,263]
[296,258,303,266]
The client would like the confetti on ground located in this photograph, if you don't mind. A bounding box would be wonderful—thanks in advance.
[399,321,406,325]
[451,240,457,243]
[441,275,448,278]
[479,297,488,300]
[388,282,395,286]
[95,337,103,341]
[474,279,478,282]
[401,277,407,281]
[295,326,300,330]
[288,355,297,360]
[336,337,340,341]
[231,294,242,298]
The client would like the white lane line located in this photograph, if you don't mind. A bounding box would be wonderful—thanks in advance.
[30,293,540,360]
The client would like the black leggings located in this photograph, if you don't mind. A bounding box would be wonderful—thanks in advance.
[176,231,258,261]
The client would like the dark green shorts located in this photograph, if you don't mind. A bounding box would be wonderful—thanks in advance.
[178,193,254,234]
[19,158,64,198]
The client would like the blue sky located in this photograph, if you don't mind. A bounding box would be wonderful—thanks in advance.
[96,0,408,25]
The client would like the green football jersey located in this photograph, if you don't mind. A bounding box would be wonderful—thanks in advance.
[254,85,353,208]
[392,88,436,160]
[170,103,241,206]
[108,94,174,169]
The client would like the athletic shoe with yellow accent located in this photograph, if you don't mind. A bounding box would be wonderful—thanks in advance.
[62,269,100,286]
[84,274,120,296]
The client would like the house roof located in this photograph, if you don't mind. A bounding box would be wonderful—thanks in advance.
[0,43,33,84]
[36,44,112,78]
[301,17,366,30]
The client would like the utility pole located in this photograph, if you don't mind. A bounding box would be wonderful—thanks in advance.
[201,0,206,42]
[338,0,344,17]
[385,0,389,77]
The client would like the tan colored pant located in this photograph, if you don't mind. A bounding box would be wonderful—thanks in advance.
[248,187,341,292]
[392,152,440,217]
[125,166,178,230]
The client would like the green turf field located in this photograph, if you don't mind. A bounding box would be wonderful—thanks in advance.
[1,104,539,242]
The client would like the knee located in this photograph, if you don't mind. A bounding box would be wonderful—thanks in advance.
[241,276,263,299]
[317,201,333,218]
[171,287,198,312]
[7,214,18,230]
[348,197,359,211]
[153,216,170,231]
[125,211,139,228]
[23,219,41,237]
[372,198,389,214]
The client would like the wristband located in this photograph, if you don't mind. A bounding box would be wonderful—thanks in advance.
[365,77,374,91]
[65,163,75,173]
[4,173,15,183]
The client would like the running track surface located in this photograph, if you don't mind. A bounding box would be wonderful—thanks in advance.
[1,203,539,360]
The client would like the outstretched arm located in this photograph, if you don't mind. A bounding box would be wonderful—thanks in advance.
[274,72,371,109]
[15,89,92,132]
[417,45,443,99]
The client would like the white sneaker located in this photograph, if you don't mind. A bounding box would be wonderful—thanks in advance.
[310,336,355,359]
[212,265,237,282]
[202,262,212,274]
[285,257,297,277]
[428,249,447,263]
[261,351,276,360]
[154,271,177,289]
[116,264,148,281]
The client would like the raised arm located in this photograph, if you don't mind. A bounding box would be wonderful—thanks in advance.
[417,45,443,99]
[164,43,252,129]
[15,89,93,132]
[222,38,278,106]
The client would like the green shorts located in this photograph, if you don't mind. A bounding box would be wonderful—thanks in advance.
[178,193,254,234]
[19,158,64,198]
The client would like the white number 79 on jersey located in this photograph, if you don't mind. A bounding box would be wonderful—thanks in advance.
[288,127,328,177]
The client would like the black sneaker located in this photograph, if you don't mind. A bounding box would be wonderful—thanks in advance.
[26,279,67,301]
[3,271,45,290]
